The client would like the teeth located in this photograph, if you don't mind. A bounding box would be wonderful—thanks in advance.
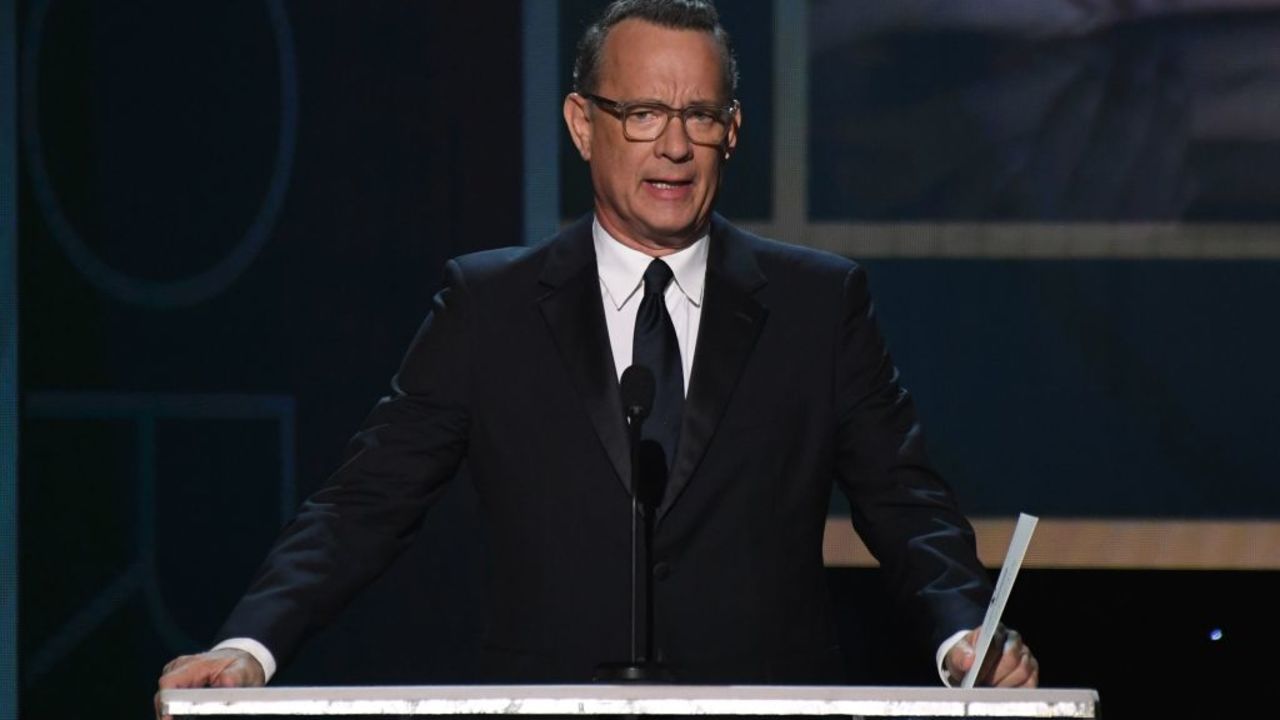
[651,181,682,189]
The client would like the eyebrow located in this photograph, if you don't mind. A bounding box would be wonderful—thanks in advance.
[628,96,727,107]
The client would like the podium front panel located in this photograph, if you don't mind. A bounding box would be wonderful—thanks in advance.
[160,684,1099,718]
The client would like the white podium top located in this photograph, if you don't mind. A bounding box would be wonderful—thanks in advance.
[159,684,1099,718]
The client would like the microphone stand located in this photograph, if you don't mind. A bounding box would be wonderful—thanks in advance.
[594,393,672,683]
[627,405,644,666]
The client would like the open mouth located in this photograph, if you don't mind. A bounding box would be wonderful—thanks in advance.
[645,179,693,190]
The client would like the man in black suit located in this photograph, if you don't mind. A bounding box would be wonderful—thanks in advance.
[157,0,1037,709]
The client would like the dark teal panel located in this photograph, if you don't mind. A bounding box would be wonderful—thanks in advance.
[1,0,18,713]
[17,2,523,715]
[851,259,1280,518]
[809,9,1280,221]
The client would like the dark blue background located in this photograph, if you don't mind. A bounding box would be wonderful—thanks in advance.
[14,1,1279,718]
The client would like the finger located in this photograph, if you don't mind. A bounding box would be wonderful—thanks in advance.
[1007,632,1039,688]
[212,655,267,688]
[160,654,195,677]
[984,629,1020,682]
[154,664,208,720]
[159,657,228,690]
[1015,648,1040,688]
[212,663,251,688]
[154,688,169,720]
[994,643,1038,688]
[157,655,251,719]
[1003,628,1022,649]
[945,638,976,682]
[990,643,1022,684]
[157,663,200,690]
[156,659,187,720]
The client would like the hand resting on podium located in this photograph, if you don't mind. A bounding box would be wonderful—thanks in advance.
[154,647,265,720]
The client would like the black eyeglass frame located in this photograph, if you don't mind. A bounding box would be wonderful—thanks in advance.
[580,92,740,146]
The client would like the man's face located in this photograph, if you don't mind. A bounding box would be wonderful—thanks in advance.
[564,19,740,255]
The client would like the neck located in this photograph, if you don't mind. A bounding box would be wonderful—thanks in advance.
[595,211,703,258]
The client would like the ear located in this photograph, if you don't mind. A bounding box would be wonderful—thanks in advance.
[563,93,593,161]
[721,99,742,160]
[723,101,742,160]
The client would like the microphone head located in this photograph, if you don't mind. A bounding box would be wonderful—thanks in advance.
[620,365,655,421]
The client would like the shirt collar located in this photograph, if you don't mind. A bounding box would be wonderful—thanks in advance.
[593,216,708,311]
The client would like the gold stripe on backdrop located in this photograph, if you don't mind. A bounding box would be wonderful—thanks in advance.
[738,222,1280,260]
[823,518,1280,570]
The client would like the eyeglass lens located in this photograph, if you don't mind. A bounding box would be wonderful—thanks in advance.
[624,105,728,144]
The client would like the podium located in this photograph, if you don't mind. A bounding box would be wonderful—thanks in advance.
[159,684,1099,718]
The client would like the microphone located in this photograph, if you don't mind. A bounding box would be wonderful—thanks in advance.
[622,365,663,511]
[620,365,655,425]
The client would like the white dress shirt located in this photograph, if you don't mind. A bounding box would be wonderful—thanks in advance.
[592,217,707,389]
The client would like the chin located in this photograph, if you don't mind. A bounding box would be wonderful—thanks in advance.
[637,210,703,236]
[640,221,700,245]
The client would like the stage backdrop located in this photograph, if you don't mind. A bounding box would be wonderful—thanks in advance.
[14,1,1280,718]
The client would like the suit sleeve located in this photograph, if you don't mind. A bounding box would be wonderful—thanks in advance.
[215,259,475,666]
[830,264,992,653]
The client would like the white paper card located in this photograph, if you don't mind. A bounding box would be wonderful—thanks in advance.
[961,512,1038,689]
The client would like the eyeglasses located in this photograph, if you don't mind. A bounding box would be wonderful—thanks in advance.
[581,93,738,146]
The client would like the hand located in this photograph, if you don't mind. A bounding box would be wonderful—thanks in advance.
[154,648,265,720]
[945,625,1039,688]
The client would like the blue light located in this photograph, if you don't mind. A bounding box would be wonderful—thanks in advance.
[1209,628,1223,641]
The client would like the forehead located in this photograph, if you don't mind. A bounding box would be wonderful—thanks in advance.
[597,19,725,101]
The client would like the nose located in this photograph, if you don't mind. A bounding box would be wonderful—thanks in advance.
[654,114,693,162]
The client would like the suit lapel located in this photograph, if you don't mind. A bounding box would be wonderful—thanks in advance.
[660,216,768,520]
[537,216,632,494]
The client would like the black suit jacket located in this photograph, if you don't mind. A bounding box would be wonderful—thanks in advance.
[218,214,991,683]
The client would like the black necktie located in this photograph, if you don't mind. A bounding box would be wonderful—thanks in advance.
[633,259,684,489]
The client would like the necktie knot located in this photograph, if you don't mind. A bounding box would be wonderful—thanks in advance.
[643,259,674,298]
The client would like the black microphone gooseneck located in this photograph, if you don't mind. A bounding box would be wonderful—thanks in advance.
[595,365,672,682]
[619,365,653,666]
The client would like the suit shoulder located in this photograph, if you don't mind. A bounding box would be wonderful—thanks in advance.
[450,246,537,280]
[443,245,560,303]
